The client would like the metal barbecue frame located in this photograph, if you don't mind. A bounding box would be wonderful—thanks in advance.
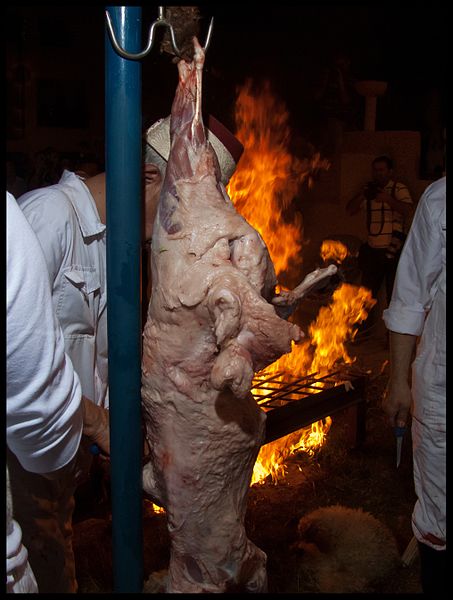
[252,367,369,447]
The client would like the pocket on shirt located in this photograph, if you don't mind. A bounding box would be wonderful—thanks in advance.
[58,266,101,336]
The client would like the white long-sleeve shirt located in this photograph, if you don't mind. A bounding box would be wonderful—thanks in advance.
[17,171,108,408]
[7,192,83,473]
[383,176,446,427]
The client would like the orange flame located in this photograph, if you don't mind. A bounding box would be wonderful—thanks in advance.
[250,283,374,485]
[250,418,332,485]
[147,501,165,515]
[227,79,329,276]
[227,81,375,485]
[309,283,376,373]
[320,239,349,263]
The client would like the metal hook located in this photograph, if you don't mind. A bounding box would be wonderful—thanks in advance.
[105,7,214,61]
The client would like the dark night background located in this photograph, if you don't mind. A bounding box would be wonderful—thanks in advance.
[147,2,448,140]
[6,2,447,178]
[200,2,447,130]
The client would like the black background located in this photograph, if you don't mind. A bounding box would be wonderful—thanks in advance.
[7,3,447,154]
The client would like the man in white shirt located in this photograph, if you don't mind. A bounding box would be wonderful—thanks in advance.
[382,177,446,594]
[346,155,413,336]
[6,192,109,592]
[18,169,109,409]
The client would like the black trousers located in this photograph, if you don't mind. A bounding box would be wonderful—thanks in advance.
[418,542,447,594]
[358,242,399,329]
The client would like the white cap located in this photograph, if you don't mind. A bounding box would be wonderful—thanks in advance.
[145,114,244,185]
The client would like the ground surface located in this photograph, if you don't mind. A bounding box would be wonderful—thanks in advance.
[72,309,422,594]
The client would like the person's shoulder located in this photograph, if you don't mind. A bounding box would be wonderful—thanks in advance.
[420,177,446,215]
[18,182,75,221]
[424,176,446,197]
[394,180,410,191]
[393,181,412,201]
[17,183,80,243]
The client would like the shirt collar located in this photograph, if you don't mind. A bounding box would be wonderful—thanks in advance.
[59,170,106,238]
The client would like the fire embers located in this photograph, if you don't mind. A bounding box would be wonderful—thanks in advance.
[291,505,401,593]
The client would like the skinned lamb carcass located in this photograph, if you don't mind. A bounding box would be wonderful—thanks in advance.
[141,38,336,593]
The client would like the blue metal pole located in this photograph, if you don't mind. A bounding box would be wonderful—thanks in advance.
[105,6,143,592]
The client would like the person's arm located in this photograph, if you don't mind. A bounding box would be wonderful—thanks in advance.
[81,396,110,453]
[345,188,365,216]
[7,193,84,474]
[376,191,411,217]
[16,187,73,285]
[42,395,110,481]
[382,180,444,426]
[375,184,413,219]
[382,331,416,427]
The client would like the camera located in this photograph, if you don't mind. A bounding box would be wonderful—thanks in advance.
[363,181,381,201]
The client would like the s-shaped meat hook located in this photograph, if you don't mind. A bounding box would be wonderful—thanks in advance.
[105,6,214,60]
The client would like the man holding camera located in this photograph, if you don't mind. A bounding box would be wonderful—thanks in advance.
[346,155,413,337]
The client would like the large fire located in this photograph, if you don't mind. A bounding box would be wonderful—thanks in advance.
[227,80,376,485]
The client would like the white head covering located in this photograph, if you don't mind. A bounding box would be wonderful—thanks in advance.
[145,115,244,186]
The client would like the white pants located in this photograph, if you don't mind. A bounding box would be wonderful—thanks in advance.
[411,416,446,549]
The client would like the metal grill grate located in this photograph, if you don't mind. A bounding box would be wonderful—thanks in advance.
[252,366,369,446]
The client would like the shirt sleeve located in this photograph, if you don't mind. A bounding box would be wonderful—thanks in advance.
[383,183,442,335]
[6,192,83,474]
[16,186,76,286]
[395,183,412,205]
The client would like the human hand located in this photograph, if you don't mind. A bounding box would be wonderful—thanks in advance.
[82,397,110,456]
[381,379,411,429]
